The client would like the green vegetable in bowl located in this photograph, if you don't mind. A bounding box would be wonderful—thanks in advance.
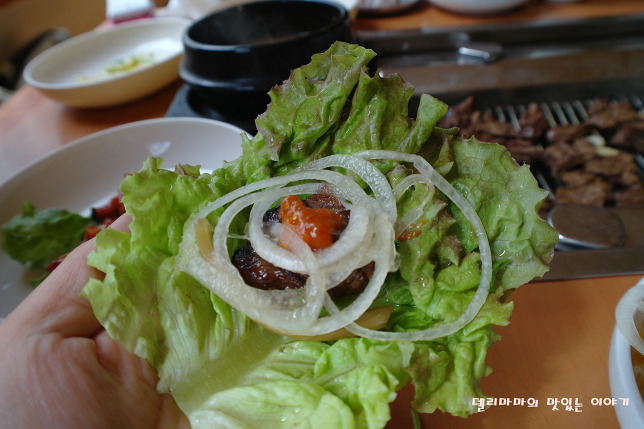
[81,42,558,428]
[1,201,92,284]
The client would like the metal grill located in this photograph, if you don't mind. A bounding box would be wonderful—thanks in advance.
[477,95,644,199]
[486,95,644,131]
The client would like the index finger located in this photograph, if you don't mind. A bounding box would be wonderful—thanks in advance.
[2,214,132,338]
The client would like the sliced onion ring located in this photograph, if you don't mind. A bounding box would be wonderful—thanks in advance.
[338,150,493,342]
[616,277,644,356]
[393,174,436,238]
[177,159,398,336]
[176,150,493,341]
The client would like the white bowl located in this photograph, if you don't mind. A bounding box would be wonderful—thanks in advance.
[23,17,190,108]
[609,325,644,428]
[0,117,246,318]
[429,0,529,15]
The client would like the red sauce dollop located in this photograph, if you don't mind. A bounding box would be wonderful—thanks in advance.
[279,195,344,251]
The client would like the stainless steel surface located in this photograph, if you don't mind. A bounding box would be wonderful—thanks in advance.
[357,12,644,58]
[548,203,626,250]
[457,42,503,63]
[497,97,644,129]
[537,247,644,281]
[475,97,644,279]
[356,14,644,280]
[357,13,644,99]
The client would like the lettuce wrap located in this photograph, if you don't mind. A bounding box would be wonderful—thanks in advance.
[81,42,558,428]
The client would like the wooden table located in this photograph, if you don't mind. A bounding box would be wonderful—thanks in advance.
[390,274,641,428]
[2,1,644,428]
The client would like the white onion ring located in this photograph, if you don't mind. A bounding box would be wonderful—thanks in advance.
[176,150,492,341]
[392,174,436,238]
[177,162,397,336]
[247,182,372,275]
[300,154,398,224]
[339,150,493,341]
[616,277,644,356]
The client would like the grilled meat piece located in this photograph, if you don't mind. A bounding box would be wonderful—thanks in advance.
[439,95,474,129]
[545,123,589,144]
[441,95,644,208]
[560,170,596,188]
[440,97,546,165]
[585,152,638,185]
[555,177,613,207]
[543,141,587,177]
[232,244,308,290]
[519,102,550,140]
[503,138,544,165]
[585,99,640,129]
[614,188,644,207]
[611,120,644,154]
[232,194,372,297]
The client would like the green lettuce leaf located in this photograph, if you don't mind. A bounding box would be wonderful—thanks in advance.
[1,201,91,276]
[82,41,557,428]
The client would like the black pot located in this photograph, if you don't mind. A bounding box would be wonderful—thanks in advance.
[180,0,353,117]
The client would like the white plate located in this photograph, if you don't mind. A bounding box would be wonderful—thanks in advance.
[429,0,529,15]
[23,17,190,108]
[0,117,246,319]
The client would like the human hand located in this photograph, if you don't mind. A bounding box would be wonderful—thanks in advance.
[0,214,190,429]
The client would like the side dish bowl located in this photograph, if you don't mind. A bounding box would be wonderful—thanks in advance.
[23,17,189,108]
[179,0,353,116]
[0,117,245,318]
[609,277,644,429]
[428,0,529,15]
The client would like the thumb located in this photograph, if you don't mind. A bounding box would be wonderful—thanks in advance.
[2,214,132,338]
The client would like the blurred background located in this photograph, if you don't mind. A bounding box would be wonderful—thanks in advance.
[0,0,169,100]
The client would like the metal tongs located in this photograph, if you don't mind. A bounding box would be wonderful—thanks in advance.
[538,203,644,280]
[548,203,627,250]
